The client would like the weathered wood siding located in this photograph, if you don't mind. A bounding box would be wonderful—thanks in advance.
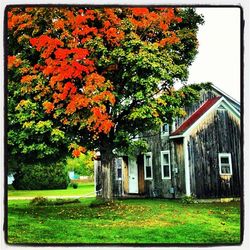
[188,109,241,198]
[141,131,175,198]
[172,138,186,197]
[137,155,145,194]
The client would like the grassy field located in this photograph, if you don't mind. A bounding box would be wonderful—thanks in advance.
[7,198,241,245]
[8,182,94,198]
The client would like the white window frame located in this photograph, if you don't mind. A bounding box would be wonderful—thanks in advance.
[144,152,153,180]
[161,123,169,136]
[161,150,171,179]
[219,153,232,175]
[115,157,123,180]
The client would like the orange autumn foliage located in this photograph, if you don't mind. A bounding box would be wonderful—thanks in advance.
[43,101,55,113]
[72,146,87,157]
[8,7,184,157]
[8,55,22,69]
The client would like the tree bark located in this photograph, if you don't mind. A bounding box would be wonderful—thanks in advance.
[100,149,114,201]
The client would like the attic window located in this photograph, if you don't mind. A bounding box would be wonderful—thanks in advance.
[219,153,232,175]
[161,123,169,136]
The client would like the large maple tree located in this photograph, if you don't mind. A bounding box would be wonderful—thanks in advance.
[7,7,203,199]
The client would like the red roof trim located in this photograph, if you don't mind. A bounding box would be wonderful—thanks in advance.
[171,96,222,136]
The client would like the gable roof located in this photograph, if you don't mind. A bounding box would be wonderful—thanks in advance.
[171,97,221,137]
[170,96,240,138]
[211,84,240,108]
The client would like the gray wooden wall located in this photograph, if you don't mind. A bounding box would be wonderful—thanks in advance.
[188,109,241,198]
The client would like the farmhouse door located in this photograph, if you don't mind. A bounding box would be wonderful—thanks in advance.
[128,158,139,193]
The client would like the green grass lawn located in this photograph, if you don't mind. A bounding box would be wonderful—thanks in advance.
[7,198,241,245]
[8,182,94,198]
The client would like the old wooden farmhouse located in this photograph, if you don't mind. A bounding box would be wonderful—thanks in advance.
[94,84,241,199]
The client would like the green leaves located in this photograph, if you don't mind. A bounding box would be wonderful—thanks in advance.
[66,151,94,177]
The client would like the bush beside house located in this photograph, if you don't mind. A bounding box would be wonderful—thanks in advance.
[12,161,70,190]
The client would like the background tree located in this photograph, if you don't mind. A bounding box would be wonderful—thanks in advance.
[7,7,204,199]
[66,151,94,177]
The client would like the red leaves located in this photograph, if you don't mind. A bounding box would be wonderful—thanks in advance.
[43,101,54,113]
[30,35,54,50]
[20,75,37,84]
[72,146,87,157]
[87,106,114,134]
[8,11,32,30]
[71,48,89,60]
[128,7,182,46]
[8,55,22,69]
[54,48,70,60]
[105,27,125,46]
[131,8,149,16]
[9,7,184,140]
[30,35,64,59]
[85,73,106,92]
[72,149,81,157]
[159,32,180,46]
[53,19,65,30]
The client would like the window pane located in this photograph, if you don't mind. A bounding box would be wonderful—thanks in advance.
[117,168,122,179]
[220,156,229,164]
[221,164,231,174]
[163,153,169,165]
[163,165,170,177]
[115,158,122,169]
[162,124,169,133]
[146,166,152,178]
[146,155,150,166]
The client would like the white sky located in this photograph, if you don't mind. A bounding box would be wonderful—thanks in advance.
[187,7,241,102]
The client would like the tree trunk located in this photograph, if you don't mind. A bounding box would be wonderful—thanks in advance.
[100,149,114,201]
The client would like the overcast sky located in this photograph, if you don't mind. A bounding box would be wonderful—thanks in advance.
[187,7,241,102]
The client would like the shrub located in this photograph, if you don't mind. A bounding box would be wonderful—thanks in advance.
[181,195,197,204]
[30,197,50,206]
[12,161,70,190]
[8,185,15,190]
[72,183,78,189]
[30,197,80,206]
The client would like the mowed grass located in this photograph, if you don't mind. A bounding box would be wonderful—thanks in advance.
[7,198,241,245]
[8,182,94,198]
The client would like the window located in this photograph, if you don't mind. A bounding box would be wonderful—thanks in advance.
[161,151,171,179]
[144,152,153,180]
[115,158,123,180]
[161,123,169,136]
[219,153,232,175]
